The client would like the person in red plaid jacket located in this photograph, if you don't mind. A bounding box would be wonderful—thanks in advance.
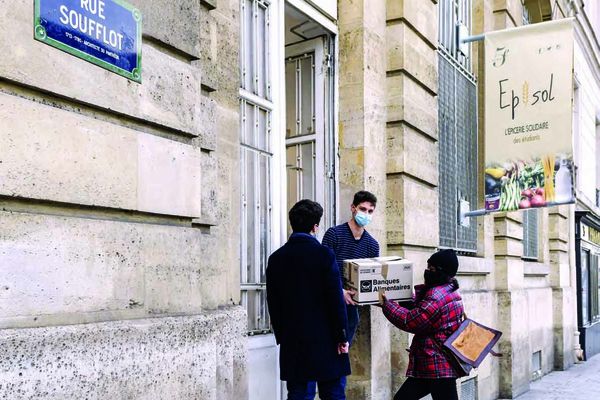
[380,249,464,400]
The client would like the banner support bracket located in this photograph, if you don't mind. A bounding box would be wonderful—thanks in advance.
[456,22,484,55]
[459,200,577,227]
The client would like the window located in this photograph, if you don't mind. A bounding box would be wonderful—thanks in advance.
[582,249,590,325]
[591,253,600,323]
[240,0,272,334]
[523,209,539,260]
[438,0,478,252]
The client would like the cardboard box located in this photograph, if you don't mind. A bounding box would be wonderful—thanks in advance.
[343,256,413,305]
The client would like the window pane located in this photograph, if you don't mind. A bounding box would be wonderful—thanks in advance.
[245,149,256,283]
[438,49,477,251]
[300,55,314,135]
[258,107,269,152]
[301,142,315,200]
[244,289,270,332]
[523,209,539,259]
[243,0,254,91]
[438,56,457,248]
[244,102,255,147]
[257,3,267,97]
[259,154,270,282]
[258,289,270,331]
[597,255,600,320]
[591,255,599,320]
[287,145,299,206]
[582,250,590,325]
[285,60,298,137]
[246,290,257,331]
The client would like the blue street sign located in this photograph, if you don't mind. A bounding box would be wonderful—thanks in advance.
[34,0,142,82]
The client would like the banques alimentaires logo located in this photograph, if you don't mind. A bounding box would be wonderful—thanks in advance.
[360,279,410,293]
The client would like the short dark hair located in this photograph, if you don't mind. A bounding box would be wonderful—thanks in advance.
[289,199,323,233]
[352,190,377,207]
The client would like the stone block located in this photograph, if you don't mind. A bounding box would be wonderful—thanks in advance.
[386,22,438,93]
[386,0,437,47]
[338,0,366,30]
[497,290,531,398]
[201,1,241,110]
[493,258,524,290]
[494,216,524,240]
[0,308,246,400]
[0,93,202,218]
[0,0,203,137]
[386,175,438,247]
[0,212,220,321]
[198,95,218,150]
[386,123,438,186]
[339,148,366,188]
[137,134,202,218]
[494,237,524,258]
[494,10,518,30]
[549,239,569,253]
[548,213,570,242]
[129,0,202,59]
[493,0,524,27]
[527,288,555,374]
[551,287,576,370]
[339,30,366,86]
[0,92,137,211]
[386,74,438,137]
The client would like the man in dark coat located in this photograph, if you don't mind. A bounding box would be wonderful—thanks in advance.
[266,199,351,400]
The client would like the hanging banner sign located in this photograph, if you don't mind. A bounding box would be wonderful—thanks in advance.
[484,19,574,212]
[34,0,142,82]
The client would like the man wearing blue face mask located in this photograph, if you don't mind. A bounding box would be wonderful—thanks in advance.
[310,191,379,394]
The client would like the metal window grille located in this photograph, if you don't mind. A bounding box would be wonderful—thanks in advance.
[523,209,539,260]
[438,0,477,252]
[240,0,273,335]
[241,0,271,99]
[439,0,473,72]
[461,377,478,400]
[438,54,478,252]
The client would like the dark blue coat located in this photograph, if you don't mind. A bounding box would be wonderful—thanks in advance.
[266,233,351,382]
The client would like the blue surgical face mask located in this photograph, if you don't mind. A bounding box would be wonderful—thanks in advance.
[354,211,372,227]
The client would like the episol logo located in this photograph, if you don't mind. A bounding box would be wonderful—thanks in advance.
[492,47,509,67]
[360,280,373,293]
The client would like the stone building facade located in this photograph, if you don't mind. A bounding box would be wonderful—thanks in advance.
[1,1,598,400]
[1,0,246,398]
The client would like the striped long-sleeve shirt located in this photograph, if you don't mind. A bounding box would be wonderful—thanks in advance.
[321,222,380,280]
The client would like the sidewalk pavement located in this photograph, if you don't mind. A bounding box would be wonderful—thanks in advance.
[515,354,600,399]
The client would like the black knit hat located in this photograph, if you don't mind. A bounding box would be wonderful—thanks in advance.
[427,249,459,277]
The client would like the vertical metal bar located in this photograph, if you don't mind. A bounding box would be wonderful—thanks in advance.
[311,54,315,132]
[264,3,271,99]
[312,141,316,198]
[296,144,302,200]
[296,59,301,136]
[240,1,246,90]
[253,0,258,94]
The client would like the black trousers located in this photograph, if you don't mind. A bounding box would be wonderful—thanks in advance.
[393,377,458,400]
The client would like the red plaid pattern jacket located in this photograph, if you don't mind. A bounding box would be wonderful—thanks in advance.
[382,279,464,378]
